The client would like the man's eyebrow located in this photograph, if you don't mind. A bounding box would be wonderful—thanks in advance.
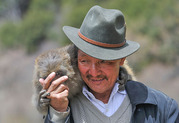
[78,54,88,58]
[78,52,87,57]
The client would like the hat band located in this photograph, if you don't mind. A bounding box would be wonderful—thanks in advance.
[78,31,126,48]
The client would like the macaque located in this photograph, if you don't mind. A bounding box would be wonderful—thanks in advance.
[32,44,83,115]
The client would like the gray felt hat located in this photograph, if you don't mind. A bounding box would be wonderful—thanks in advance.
[63,5,140,60]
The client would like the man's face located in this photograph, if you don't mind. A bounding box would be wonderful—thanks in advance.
[78,50,125,95]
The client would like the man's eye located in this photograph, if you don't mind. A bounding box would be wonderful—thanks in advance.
[81,60,88,63]
[101,60,108,64]
[100,60,113,64]
[101,60,106,63]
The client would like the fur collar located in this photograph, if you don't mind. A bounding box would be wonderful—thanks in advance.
[118,66,135,91]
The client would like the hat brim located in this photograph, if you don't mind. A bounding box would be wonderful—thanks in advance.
[63,26,140,60]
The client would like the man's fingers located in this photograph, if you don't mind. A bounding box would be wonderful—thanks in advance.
[47,76,68,93]
[53,84,69,94]
[46,85,69,100]
[50,89,69,99]
[42,72,56,90]
[58,89,69,98]
[39,78,45,86]
[47,84,69,98]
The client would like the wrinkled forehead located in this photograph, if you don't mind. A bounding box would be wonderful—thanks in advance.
[77,49,96,60]
[78,50,88,57]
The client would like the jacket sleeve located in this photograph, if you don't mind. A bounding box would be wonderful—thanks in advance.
[166,99,179,123]
[44,106,71,123]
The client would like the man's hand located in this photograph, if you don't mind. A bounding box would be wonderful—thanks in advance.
[39,72,69,112]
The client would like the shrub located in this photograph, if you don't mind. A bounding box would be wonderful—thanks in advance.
[19,10,54,53]
[0,22,19,48]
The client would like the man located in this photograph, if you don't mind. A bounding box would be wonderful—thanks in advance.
[40,5,179,123]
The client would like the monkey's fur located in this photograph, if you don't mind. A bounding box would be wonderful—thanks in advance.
[32,44,136,115]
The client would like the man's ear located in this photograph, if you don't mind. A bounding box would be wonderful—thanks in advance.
[120,57,126,66]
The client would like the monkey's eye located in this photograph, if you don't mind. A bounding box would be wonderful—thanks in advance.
[43,76,47,80]
[55,70,66,78]
[55,71,62,77]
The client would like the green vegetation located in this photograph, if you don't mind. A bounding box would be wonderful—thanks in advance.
[0,0,54,53]
[0,22,19,48]
[0,0,178,71]
[19,10,54,53]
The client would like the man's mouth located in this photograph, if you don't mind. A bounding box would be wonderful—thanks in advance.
[86,74,108,82]
[91,78,105,82]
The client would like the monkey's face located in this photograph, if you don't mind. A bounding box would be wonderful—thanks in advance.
[35,46,83,99]
[43,69,67,82]
[37,48,80,84]
[38,54,71,81]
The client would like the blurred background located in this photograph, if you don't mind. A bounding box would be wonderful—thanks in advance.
[0,0,178,122]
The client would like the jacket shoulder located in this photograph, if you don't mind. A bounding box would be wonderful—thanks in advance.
[126,81,179,122]
[125,80,177,105]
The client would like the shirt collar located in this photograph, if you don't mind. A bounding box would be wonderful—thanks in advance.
[82,82,126,102]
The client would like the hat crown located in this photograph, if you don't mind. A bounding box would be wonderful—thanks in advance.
[80,5,126,46]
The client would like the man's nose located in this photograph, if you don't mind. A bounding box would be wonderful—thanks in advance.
[88,63,100,77]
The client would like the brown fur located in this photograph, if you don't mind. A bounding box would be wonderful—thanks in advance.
[32,44,83,115]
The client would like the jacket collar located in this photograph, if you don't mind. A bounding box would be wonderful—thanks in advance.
[125,81,157,106]
[119,65,157,106]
